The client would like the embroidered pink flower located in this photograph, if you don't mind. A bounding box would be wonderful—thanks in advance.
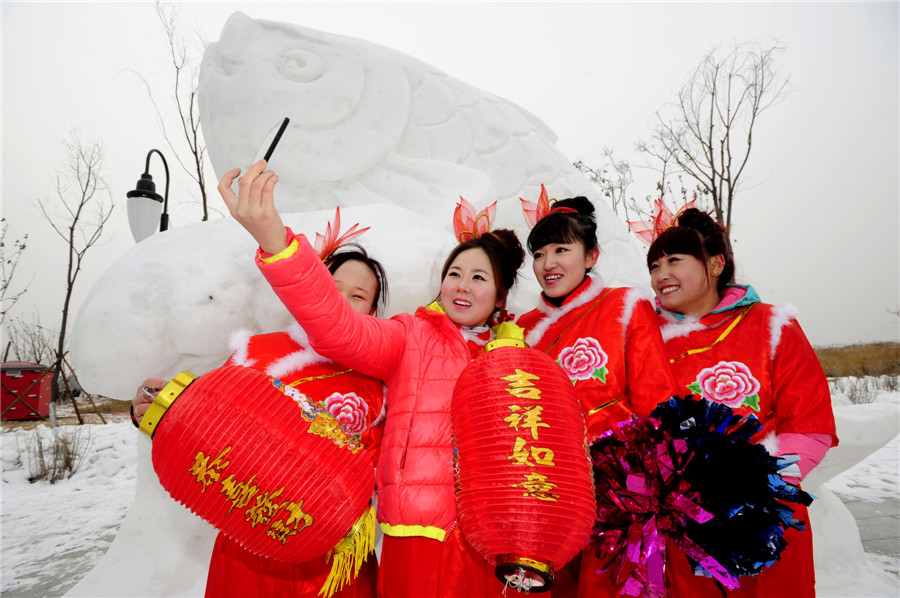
[323,392,369,435]
[689,361,761,411]
[558,337,609,382]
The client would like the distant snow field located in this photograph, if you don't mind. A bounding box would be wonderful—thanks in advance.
[1,386,898,598]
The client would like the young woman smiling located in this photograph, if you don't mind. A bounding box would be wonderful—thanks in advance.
[219,160,529,598]
[647,207,837,597]
[515,191,679,597]
[132,217,390,598]
[516,193,677,444]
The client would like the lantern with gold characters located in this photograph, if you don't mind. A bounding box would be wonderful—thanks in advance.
[138,364,376,597]
[451,323,596,592]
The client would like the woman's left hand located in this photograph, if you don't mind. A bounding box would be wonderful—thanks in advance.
[218,160,288,255]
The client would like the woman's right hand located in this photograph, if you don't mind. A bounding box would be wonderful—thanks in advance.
[217,160,288,255]
[132,378,167,420]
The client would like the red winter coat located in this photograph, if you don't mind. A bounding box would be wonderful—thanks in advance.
[257,231,491,543]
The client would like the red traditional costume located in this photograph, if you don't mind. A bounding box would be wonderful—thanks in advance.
[516,276,678,443]
[203,321,385,598]
[656,285,838,598]
[516,276,680,596]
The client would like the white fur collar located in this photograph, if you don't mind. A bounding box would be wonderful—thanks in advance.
[769,302,798,360]
[620,286,655,345]
[659,302,799,357]
[658,311,708,343]
[227,322,331,379]
[524,276,607,347]
[268,321,330,379]
[459,326,491,346]
[228,329,257,368]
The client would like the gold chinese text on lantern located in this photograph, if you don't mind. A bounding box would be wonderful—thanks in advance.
[189,446,315,545]
[501,369,560,502]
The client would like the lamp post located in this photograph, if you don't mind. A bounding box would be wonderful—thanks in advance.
[126,149,170,243]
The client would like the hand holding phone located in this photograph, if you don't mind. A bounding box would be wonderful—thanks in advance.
[253,117,290,163]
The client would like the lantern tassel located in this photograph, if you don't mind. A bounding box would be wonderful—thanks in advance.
[319,505,377,597]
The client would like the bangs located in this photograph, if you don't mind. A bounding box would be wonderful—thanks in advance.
[527,214,583,253]
[646,226,704,266]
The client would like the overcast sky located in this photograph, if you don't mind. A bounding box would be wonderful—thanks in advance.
[2,1,898,348]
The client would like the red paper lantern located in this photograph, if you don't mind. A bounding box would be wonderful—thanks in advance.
[451,336,596,592]
[138,365,375,569]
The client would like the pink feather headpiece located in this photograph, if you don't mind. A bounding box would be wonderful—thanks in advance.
[453,197,497,243]
[314,207,370,261]
[627,199,697,246]
[519,184,577,229]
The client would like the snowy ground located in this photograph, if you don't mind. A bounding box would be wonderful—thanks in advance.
[1,382,898,598]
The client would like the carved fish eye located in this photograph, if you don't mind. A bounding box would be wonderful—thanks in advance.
[277,49,323,83]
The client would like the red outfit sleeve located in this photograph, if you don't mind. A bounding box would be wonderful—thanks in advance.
[256,231,407,383]
[624,300,680,416]
[770,320,838,446]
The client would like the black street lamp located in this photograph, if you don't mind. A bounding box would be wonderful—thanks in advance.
[126,149,170,243]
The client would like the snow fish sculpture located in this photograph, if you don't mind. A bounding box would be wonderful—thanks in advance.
[72,13,646,400]
[198,11,645,285]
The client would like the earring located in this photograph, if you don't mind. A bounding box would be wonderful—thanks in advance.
[712,268,723,276]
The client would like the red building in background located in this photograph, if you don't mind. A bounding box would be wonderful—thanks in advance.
[1,361,52,420]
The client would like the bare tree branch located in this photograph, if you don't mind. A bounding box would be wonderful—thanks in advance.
[3,316,56,364]
[1,218,30,325]
[638,40,789,240]
[120,1,210,223]
[575,147,635,219]
[34,130,114,410]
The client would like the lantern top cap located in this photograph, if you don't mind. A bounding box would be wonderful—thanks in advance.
[486,322,526,351]
[139,370,198,437]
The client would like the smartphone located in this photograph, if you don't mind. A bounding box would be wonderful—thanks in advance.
[253,117,290,163]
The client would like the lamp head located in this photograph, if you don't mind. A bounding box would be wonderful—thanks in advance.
[126,173,163,203]
[126,173,165,242]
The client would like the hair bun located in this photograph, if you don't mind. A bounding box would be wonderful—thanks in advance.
[677,208,726,239]
[487,228,526,271]
[554,196,595,220]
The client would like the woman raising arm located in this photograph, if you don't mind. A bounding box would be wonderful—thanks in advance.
[221,160,533,598]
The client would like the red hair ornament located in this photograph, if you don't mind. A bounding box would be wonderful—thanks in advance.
[451,324,596,592]
[453,196,497,242]
[314,207,370,261]
[138,365,376,597]
[626,198,697,245]
[519,184,578,228]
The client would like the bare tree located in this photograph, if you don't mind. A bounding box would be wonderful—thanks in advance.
[3,316,56,365]
[1,217,29,325]
[638,40,789,238]
[576,147,707,227]
[125,1,210,221]
[575,147,636,220]
[36,131,114,407]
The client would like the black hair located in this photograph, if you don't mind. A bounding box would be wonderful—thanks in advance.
[439,228,525,315]
[324,244,389,315]
[526,196,598,256]
[646,208,735,294]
